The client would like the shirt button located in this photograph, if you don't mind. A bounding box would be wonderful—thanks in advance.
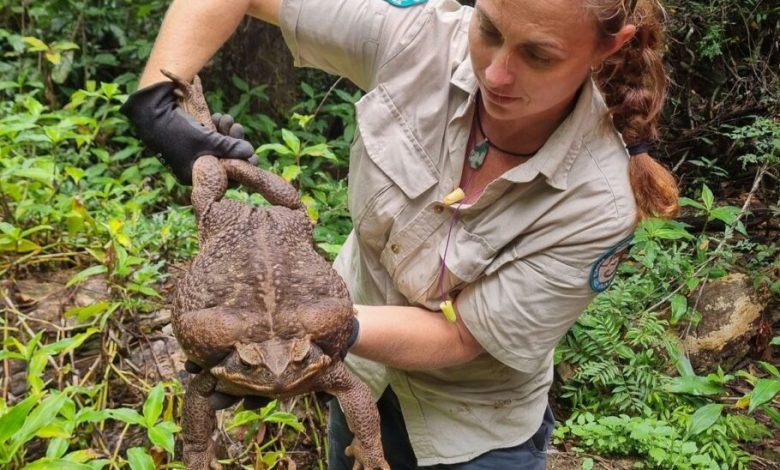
[433,204,444,214]
[391,244,401,254]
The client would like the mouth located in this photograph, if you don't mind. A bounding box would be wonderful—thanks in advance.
[482,87,520,105]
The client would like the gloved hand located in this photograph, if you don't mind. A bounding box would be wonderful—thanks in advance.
[184,359,271,410]
[120,81,255,185]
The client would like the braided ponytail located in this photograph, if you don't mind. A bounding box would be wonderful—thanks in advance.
[588,0,679,220]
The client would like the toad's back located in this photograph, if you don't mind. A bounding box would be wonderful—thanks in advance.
[172,198,353,366]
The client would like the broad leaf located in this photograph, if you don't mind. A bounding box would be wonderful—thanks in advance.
[689,404,723,435]
[126,448,155,470]
[748,379,780,412]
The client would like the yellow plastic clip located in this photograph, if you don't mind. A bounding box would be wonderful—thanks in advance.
[442,188,465,206]
[439,299,457,323]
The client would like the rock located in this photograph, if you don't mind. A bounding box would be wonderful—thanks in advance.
[684,273,769,373]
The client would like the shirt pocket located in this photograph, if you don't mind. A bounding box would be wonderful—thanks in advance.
[350,84,439,253]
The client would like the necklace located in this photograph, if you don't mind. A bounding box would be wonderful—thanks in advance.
[467,93,542,169]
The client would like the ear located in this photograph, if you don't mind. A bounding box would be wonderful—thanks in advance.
[594,24,637,65]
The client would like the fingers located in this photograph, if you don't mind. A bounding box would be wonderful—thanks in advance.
[213,136,255,160]
[211,113,245,139]
[208,392,241,410]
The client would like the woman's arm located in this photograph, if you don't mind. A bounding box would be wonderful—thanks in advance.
[350,303,485,370]
[139,0,282,87]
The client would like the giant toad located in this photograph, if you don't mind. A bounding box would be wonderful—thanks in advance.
[164,70,388,470]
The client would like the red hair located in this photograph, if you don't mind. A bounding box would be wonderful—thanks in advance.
[588,0,679,220]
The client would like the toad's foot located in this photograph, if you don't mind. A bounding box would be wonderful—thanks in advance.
[345,438,391,470]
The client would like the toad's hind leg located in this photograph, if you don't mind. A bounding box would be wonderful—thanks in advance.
[182,372,222,470]
[316,362,389,470]
[222,159,301,210]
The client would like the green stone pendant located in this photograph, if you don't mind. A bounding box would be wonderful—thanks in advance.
[468,139,489,169]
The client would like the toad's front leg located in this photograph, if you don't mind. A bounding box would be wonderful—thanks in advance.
[317,362,389,470]
[182,371,222,470]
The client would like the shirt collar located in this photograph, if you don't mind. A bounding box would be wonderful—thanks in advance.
[516,79,604,190]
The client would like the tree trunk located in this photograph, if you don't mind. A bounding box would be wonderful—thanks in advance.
[202,17,298,121]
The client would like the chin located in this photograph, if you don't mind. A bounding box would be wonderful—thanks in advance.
[482,99,528,122]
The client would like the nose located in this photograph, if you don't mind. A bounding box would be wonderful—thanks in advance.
[484,50,515,90]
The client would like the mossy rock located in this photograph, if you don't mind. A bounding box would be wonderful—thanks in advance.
[684,273,768,373]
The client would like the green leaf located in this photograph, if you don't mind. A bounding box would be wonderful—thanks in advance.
[231,75,249,92]
[148,424,175,454]
[689,404,723,435]
[760,361,780,379]
[281,129,301,155]
[21,460,94,470]
[23,36,49,52]
[648,447,668,462]
[748,379,780,413]
[581,458,594,470]
[12,168,54,186]
[126,448,155,470]
[0,395,38,445]
[63,449,101,463]
[679,197,706,210]
[65,265,107,288]
[701,184,714,211]
[107,408,145,426]
[45,437,69,459]
[282,165,302,182]
[142,384,164,426]
[227,410,260,430]
[64,302,113,321]
[665,376,723,396]
[264,411,304,432]
[300,143,337,161]
[52,41,79,52]
[256,143,293,156]
[10,392,69,453]
[45,52,61,65]
[39,329,98,356]
[770,336,780,346]
[0,239,41,253]
[670,294,688,325]
[709,206,740,225]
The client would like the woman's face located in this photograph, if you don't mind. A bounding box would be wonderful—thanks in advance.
[468,0,607,123]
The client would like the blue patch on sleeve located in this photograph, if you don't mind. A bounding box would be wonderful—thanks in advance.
[589,235,633,292]
[383,0,428,7]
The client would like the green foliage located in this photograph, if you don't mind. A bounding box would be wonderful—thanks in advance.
[555,409,769,469]
[556,176,778,466]
[1,0,777,468]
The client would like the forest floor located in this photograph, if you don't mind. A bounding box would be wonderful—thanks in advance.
[5,265,779,469]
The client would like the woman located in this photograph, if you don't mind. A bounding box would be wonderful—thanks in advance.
[122,0,678,468]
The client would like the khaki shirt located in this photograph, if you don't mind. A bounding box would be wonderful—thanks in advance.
[280,0,637,465]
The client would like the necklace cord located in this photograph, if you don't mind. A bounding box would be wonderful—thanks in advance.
[475,93,541,158]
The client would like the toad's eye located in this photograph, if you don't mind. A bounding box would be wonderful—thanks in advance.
[239,356,253,368]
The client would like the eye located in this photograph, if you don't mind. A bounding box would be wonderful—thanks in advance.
[239,356,253,368]
[524,49,556,66]
[479,26,501,42]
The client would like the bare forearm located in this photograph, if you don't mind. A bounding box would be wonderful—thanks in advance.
[139,0,281,88]
[350,304,484,370]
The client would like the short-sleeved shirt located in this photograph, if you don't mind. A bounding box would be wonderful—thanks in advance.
[279,0,637,465]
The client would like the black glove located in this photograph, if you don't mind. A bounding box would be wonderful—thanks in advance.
[120,81,255,185]
[184,359,271,411]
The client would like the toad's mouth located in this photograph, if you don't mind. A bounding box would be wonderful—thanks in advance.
[210,354,332,395]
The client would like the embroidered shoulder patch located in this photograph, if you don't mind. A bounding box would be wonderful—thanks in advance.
[589,236,633,292]
[383,0,428,7]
